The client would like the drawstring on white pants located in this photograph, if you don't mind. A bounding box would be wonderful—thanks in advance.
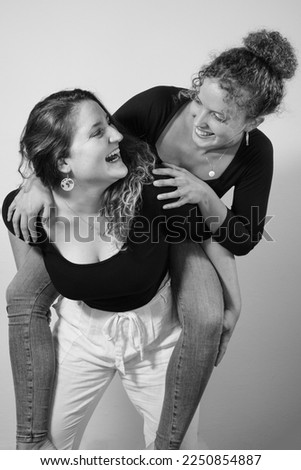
[102,311,146,374]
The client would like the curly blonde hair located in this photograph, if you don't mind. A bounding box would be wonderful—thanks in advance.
[181,30,297,119]
[101,132,156,245]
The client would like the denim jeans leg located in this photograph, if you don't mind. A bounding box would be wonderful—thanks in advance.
[155,241,224,449]
[6,248,58,444]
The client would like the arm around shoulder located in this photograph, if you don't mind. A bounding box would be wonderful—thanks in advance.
[5,177,53,242]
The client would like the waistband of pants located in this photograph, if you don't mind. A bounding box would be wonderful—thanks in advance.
[53,274,177,374]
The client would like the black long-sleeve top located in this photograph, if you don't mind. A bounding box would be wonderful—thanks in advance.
[114,86,274,255]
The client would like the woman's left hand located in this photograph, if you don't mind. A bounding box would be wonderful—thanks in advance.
[215,307,240,367]
[153,163,206,209]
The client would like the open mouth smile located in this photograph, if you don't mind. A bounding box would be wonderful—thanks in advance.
[105,148,121,163]
[195,127,215,138]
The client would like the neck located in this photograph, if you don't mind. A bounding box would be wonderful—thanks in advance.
[53,182,106,215]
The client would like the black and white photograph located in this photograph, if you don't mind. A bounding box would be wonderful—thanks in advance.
[0,0,300,465]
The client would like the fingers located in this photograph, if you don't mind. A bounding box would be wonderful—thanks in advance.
[215,331,231,366]
[41,205,51,223]
[153,177,178,187]
[162,200,186,210]
[157,189,182,201]
[153,167,201,206]
[19,212,31,243]
[153,167,181,177]
[9,206,40,243]
[28,216,40,244]
[156,188,187,209]
[162,162,184,171]
[7,188,25,222]
[215,315,234,367]
[215,336,228,366]
[11,209,21,238]
[215,348,225,367]
[7,201,16,222]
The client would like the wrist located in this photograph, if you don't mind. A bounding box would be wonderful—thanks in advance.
[22,174,41,193]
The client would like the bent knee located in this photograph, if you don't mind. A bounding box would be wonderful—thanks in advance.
[6,276,21,304]
[175,286,224,334]
[6,275,47,318]
[6,273,38,305]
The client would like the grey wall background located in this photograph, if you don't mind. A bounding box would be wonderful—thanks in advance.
[0,0,300,450]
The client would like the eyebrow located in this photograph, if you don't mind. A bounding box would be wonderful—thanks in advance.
[89,115,110,131]
[197,97,226,117]
[90,121,103,130]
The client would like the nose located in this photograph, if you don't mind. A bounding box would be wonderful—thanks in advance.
[108,126,123,144]
[192,102,209,128]
[194,109,209,128]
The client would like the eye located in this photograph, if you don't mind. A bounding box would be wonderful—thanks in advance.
[212,112,226,123]
[91,128,104,138]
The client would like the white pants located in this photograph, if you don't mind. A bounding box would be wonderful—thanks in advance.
[49,277,184,449]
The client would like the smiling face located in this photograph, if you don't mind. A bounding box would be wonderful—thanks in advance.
[188,77,252,152]
[63,100,128,188]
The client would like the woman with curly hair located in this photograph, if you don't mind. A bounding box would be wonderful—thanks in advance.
[4,29,297,450]
[3,89,239,449]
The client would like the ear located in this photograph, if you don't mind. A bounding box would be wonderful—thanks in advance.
[57,157,71,175]
[245,116,265,132]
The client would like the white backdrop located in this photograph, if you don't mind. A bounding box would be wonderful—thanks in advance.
[0,0,300,450]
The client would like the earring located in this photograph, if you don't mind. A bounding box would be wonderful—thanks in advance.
[246,131,249,146]
[61,174,74,191]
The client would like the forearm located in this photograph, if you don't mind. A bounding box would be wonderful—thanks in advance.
[198,184,228,233]
[152,163,270,255]
[202,238,241,313]
[199,190,259,256]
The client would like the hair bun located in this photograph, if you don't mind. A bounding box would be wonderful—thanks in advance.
[243,29,297,79]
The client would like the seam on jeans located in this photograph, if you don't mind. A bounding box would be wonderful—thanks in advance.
[167,294,186,448]
[32,279,58,306]
[30,281,57,437]
[24,281,54,439]
[20,321,34,438]
[15,279,56,440]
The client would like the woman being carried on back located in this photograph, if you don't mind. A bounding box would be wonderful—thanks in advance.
[3,88,238,449]
[5,29,297,449]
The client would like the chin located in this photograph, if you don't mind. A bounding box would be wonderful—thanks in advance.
[120,164,128,176]
[193,138,210,150]
[114,165,128,180]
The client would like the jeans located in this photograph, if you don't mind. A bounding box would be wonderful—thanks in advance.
[6,248,58,445]
[49,278,181,449]
[155,242,224,449]
[6,242,223,448]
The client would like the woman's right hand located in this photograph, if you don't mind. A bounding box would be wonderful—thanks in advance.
[7,175,53,243]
